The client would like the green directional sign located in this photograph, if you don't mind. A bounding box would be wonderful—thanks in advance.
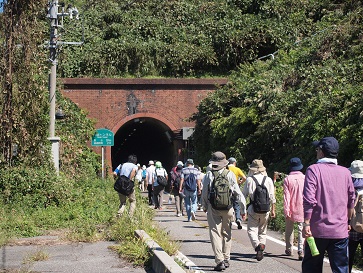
[92,128,114,146]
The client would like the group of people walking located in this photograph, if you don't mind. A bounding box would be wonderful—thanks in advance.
[113,136,362,273]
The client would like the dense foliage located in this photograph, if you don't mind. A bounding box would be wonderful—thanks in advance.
[0,0,50,167]
[0,0,100,176]
[59,0,316,78]
[193,1,363,172]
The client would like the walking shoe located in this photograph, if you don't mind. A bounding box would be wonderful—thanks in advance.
[298,251,304,261]
[224,260,230,268]
[236,219,242,230]
[177,213,182,217]
[255,244,265,261]
[285,249,292,256]
[191,211,196,221]
[214,261,225,271]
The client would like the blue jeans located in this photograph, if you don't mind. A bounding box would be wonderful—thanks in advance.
[232,197,241,221]
[184,189,197,221]
[302,237,348,273]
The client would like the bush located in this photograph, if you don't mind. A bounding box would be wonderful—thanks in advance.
[0,167,73,208]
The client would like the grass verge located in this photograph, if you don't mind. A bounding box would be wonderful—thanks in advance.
[0,176,179,268]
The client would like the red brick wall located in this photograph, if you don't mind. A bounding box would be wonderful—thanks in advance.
[61,78,228,168]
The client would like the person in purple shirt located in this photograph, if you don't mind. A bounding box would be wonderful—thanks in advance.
[302,136,355,273]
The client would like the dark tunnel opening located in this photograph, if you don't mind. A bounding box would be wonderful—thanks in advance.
[111,118,176,172]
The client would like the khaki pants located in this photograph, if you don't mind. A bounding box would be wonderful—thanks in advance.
[118,190,136,216]
[247,207,270,249]
[285,218,304,253]
[207,206,234,264]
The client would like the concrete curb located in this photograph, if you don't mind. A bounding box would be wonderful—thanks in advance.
[135,230,185,273]
[174,251,205,273]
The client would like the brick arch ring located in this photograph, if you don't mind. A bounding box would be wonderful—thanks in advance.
[111,113,178,134]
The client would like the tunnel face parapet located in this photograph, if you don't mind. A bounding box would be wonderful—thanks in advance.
[61,78,228,172]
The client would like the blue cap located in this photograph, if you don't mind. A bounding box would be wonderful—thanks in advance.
[313,136,339,158]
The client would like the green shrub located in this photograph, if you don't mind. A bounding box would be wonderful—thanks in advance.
[268,179,285,233]
[0,167,73,208]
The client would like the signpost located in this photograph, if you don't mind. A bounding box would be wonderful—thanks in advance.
[92,128,114,179]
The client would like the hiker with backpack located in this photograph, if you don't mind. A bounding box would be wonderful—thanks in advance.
[348,160,363,273]
[201,151,246,271]
[113,154,138,217]
[178,158,201,222]
[242,159,276,261]
[170,161,184,216]
[141,165,148,192]
[152,161,168,210]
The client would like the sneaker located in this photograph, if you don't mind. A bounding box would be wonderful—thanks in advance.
[191,211,196,221]
[298,251,304,261]
[224,260,230,268]
[214,261,225,271]
[285,249,292,256]
[255,244,265,261]
[177,213,182,217]
[236,219,242,230]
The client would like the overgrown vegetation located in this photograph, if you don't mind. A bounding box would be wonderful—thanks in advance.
[1,0,363,270]
[0,176,178,266]
[193,1,363,173]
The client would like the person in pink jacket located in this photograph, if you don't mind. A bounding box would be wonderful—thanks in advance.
[283,157,305,260]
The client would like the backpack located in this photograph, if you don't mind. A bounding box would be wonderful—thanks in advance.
[251,176,270,213]
[114,175,134,195]
[142,170,147,179]
[172,169,181,189]
[351,190,363,233]
[155,169,168,187]
[208,169,232,210]
[184,170,197,191]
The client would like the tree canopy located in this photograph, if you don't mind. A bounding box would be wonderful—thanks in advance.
[1,0,363,175]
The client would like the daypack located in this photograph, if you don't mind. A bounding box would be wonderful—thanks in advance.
[114,175,134,195]
[184,170,197,191]
[251,176,270,213]
[351,190,363,233]
[142,169,147,179]
[155,169,168,187]
[172,168,181,190]
[208,169,232,210]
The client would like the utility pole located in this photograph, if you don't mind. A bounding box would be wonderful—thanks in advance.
[48,0,60,174]
[47,1,80,174]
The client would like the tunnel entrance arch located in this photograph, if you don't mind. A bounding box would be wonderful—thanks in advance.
[111,117,177,172]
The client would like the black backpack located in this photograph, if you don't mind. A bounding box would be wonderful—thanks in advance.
[155,169,168,187]
[114,175,134,195]
[208,169,232,210]
[251,176,270,213]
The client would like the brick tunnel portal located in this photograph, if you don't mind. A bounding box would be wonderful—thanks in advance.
[111,117,176,172]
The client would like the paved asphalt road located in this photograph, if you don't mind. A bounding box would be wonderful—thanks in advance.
[2,192,362,273]
[155,195,334,273]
